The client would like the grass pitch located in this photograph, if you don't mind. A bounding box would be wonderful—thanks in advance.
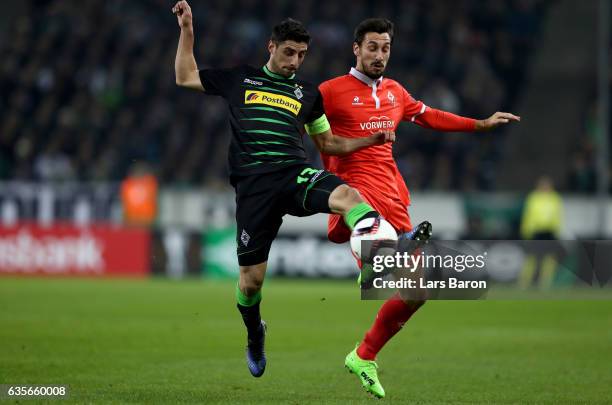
[0,277,611,404]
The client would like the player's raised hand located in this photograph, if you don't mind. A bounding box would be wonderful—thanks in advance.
[373,130,396,145]
[172,1,193,29]
[476,112,521,131]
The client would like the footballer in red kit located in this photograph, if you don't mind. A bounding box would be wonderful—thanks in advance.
[320,62,516,244]
[324,18,520,398]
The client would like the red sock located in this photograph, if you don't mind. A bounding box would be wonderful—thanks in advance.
[357,293,422,360]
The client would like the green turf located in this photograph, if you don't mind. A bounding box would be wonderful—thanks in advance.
[0,277,611,404]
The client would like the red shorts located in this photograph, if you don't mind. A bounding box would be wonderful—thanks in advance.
[327,191,412,243]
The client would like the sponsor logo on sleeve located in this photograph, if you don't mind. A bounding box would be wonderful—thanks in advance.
[243,78,263,86]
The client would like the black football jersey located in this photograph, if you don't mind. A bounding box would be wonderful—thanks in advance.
[199,65,325,176]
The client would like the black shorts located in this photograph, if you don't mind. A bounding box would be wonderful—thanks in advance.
[231,164,345,266]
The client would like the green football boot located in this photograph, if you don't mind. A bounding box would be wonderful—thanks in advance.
[344,346,385,399]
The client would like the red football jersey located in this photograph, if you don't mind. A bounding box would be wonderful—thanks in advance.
[320,69,427,230]
[320,68,476,242]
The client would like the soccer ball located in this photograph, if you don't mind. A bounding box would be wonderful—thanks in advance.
[350,217,398,260]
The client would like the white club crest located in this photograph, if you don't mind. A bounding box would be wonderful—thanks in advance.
[240,230,250,246]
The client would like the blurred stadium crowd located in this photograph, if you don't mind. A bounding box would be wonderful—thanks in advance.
[570,98,610,193]
[0,0,560,191]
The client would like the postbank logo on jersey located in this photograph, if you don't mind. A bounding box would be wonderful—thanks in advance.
[244,90,302,115]
[359,116,395,134]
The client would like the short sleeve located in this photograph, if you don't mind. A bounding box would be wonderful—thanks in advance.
[319,81,332,114]
[304,114,330,136]
[199,66,240,98]
[305,90,326,124]
[402,87,427,122]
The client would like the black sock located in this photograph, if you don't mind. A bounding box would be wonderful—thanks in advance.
[237,302,262,341]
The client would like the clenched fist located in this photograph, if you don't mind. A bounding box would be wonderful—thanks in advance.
[373,130,396,145]
[172,1,193,29]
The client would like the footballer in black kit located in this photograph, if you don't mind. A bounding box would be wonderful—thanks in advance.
[173,0,394,380]
[199,64,346,265]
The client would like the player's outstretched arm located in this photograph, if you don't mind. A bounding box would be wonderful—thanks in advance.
[173,1,204,91]
[412,107,520,132]
[311,129,395,156]
[475,112,521,131]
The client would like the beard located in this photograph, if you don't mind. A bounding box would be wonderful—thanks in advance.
[363,62,386,79]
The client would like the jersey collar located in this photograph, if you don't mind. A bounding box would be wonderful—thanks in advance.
[263,64,295,80]
[349,67,383,87]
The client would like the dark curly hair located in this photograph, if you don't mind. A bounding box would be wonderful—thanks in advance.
[270,18,311,45]
[354,18,394,45]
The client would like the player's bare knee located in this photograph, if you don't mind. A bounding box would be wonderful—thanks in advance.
[329,184,363,214]
[239,275,263,296]
[239,264,265,296]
